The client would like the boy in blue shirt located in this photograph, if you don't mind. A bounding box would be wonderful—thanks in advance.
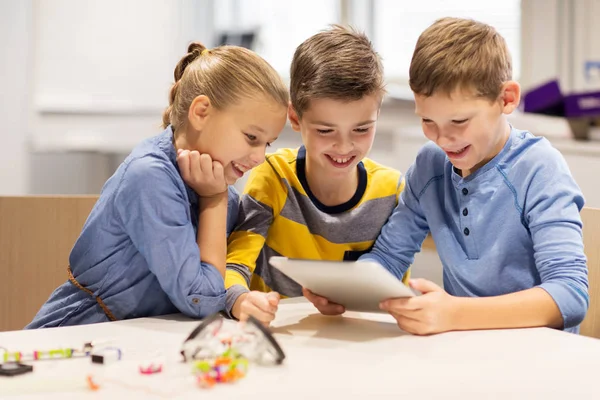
[304,17,588,334]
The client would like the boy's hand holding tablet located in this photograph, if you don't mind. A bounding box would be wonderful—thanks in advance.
[296,262,456,335]
[302,288,345,316]
[378,279,458,335]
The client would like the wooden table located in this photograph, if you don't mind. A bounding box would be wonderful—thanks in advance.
[1,298,599,399]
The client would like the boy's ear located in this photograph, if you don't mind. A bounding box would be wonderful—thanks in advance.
[288,102,301,132]
[187,95,211,131]
[500,81,521,114]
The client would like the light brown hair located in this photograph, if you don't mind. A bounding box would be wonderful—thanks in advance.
[290,25,385,118]
[409,17,512,100]
[162,42,289,129]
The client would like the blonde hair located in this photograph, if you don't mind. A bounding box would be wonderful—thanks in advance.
[162,42,289,129]
[409,17,512,100]
[290,25,385,118]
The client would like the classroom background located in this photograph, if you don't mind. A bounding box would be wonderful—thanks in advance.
[2,0,600,286]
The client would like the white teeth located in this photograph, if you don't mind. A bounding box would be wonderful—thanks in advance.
[331,156,350,164]
[233,162,248,172]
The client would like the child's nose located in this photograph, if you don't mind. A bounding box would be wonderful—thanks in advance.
[334,136,354,153]
[436,134,456,148]
[249,147,266,167]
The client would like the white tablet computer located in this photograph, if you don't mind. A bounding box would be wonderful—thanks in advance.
[269,256,416,313]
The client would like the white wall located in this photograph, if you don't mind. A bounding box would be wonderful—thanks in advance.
[572,0,600,92]
[0,1,31,195]
[1,0,215,195]
[521,0,600,92]
[520,0,565,90]
[31,0,214,151]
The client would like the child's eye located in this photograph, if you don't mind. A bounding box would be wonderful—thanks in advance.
[354,127,370,133]
[421,118,433,124]
[317,129,333,134]
[452,119,468,125]
[245,133,257,141]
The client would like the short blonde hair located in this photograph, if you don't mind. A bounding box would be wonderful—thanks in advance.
[409,17,512,100]
[162,42,289,129]
[290,25,385,118]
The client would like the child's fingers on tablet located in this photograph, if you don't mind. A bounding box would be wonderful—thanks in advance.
[302,287,325,304]
[318,303,345,316]
[302,288,345,314]
[380,297,420,312]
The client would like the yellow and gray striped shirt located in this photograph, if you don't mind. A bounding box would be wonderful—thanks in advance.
[225,146,408,312]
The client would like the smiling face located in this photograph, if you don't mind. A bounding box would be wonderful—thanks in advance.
[289,95,380,182]
[185,95,287,185]
[414,83,520,177]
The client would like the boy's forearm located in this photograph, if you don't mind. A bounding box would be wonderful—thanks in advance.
[451,287,564,331]
[197,192,229,278]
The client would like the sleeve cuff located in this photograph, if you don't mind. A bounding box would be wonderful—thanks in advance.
[538,281,589,329]
[223,284,250,319]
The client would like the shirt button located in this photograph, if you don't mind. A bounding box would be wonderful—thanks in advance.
[463,208,468,216]
[462,188,468,195]
[464,228,470,236]
[192,298,200,304]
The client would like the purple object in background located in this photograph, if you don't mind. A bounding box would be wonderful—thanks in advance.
[520,79,600,140]
[521,80,563,114]
[564,92,600,117]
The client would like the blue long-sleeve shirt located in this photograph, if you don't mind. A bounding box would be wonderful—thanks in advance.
[360,127,588,332]
[26,127,239,328]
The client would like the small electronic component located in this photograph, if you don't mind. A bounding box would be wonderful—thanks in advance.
[91,347,122,365]
[0,362,34,377]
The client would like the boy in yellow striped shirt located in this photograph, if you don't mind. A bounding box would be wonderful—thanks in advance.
[225,25,408,324]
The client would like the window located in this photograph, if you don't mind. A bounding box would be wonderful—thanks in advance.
[214,0,521,82]
[373,0,522,81]
[214,0,340,76]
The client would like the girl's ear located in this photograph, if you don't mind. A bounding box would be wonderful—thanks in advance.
[188,95,211,131]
